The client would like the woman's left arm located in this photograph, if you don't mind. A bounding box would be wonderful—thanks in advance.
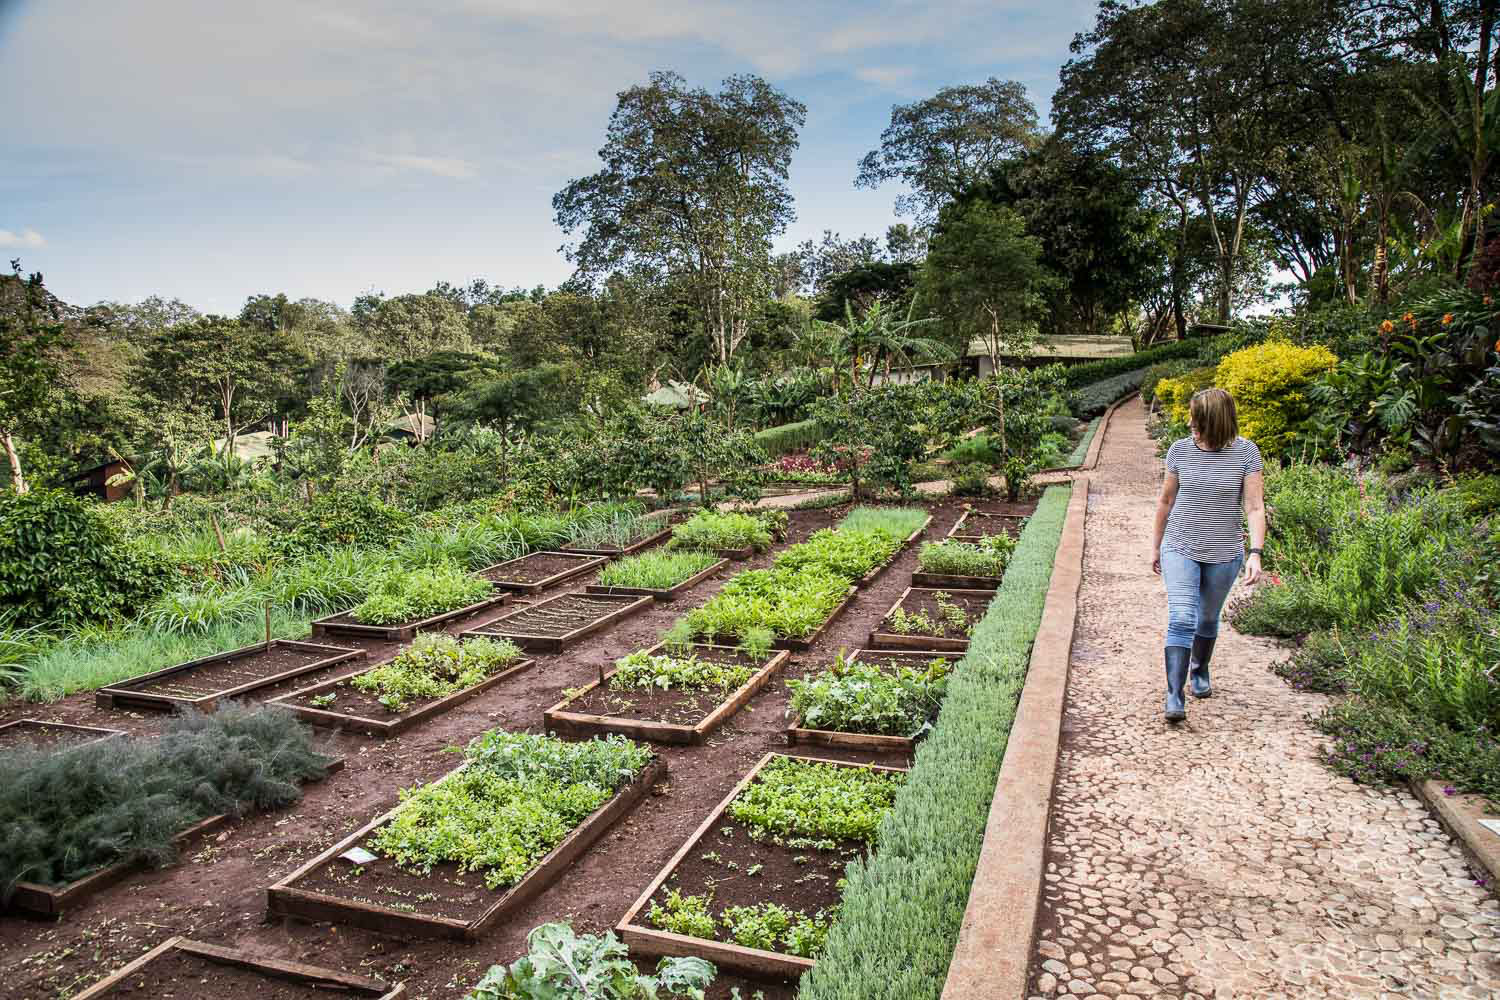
[1244,470,1266,584]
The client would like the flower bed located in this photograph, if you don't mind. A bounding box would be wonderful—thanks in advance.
[267,731,663,940]
[95,639,366,714]
[868,587,993,653]
[618,753,906,979]
[272,634,534,736]
[786,648,960,752]
[462,591,654,653]
[544,642,791,744]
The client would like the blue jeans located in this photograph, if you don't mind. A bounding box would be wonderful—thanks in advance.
[1160,547,1244,650]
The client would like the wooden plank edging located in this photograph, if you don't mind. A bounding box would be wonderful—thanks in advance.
[477,551,610,594]
[939,480,1089,1000]
[95,639,366,713]
[73,936,402,998]
[585,556,731,602]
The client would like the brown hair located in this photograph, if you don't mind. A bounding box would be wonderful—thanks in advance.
[1188,388,1238,451]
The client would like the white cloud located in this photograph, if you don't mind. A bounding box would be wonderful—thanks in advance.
[367,153,480,179]
[0,228,46,248]
[854,65,917,87]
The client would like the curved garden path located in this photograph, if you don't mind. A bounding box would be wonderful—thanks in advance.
[1026,397,1500,999]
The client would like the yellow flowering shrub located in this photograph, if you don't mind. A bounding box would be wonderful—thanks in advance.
[1153,366,1217,423]
[1213,343,1337,455]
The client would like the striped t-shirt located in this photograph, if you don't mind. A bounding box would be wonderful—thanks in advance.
[1164,436,1264,564]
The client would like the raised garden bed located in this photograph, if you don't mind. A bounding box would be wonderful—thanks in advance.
[946,509,1028,543]
[95,639,366,713]
[852,515,931,588]
[0,718,124,753]
[461,591,654,653]
[544,643,791,744]
[6,757,344,919]
[267,755,666,940]
[561,526,674,558]
[909,570,999,590]
[312,591,510,642]
[786,649,960,752]
[700,584,859,653]
[585,556,729,601]
[475,550,609,594]
[867,587,994,653]
[618,752,906,979]
[74,936,402,999]
[270,650,537,737]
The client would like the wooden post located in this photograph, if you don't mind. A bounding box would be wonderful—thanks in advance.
[210,515,228,553]
[265,604,272,648]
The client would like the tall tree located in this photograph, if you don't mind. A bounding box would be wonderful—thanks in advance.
[856,78,1039,222]
[554,71,806,365]
[0,264,72,492]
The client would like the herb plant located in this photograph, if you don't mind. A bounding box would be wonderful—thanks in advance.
[596,549,723,591]
[466,921,714,1000]
[610,650,754,693]
[917,534,1016,578]
[349,633,523,712]
[668,511,773,553]
[349,563,493,625]
[727,756,904,845]
[682,566,850,641]
[647,889,718,938]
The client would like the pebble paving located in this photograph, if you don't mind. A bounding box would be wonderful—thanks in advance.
[1027,398,1500,999]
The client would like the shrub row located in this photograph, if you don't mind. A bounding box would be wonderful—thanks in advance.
[799,484,1071,1000]
[1069,368,1148,419]
[753,419,824,458]
[1059,340,1204,388]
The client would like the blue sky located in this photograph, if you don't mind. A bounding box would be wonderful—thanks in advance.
[2,0,1097,313]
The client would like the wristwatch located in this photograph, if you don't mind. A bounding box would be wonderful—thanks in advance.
[1249,547,1263,556]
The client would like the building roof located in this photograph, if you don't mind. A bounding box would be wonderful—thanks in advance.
[211,429,278,463]
[965,334,1137,360]
[643,381,710,409]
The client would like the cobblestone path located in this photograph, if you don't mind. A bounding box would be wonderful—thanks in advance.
[1027,398,1500,999]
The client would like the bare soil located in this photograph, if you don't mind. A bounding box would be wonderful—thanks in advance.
[479,552,602,587]
[122,643,341,700]
[275,652,529,722]
[0,719,119,753]
[85,947,386,998]
[567,649,765,727]
[0,500,973,1000]
[478,592,645,639]
[880,588,992,640]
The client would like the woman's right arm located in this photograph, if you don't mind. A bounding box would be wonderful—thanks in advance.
[1151,471,1178,575]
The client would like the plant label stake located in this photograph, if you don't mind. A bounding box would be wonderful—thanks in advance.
[265,604,272,649]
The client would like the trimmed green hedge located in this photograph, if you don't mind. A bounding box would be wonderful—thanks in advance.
[799,484,1072,1000]
[753,419,823,458]
[1060,339,1203,388]
[1070,368,1147,419]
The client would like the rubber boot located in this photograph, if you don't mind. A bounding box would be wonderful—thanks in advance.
[1189,636,1216,699]
[1164,646,1189,722]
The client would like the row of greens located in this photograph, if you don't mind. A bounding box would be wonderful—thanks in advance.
[789,651,954,738]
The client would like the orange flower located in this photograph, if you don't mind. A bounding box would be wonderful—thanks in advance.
[1402,312,1414,322]
[1485,295,1493,306]
[1442,313,1454,325]
[1380,319,1394,333]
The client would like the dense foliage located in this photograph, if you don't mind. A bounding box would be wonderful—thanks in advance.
[668,511,773,553]
[788,651,954,737]
[594,549,723,591]
[349,564,494,625]
[917,534,1016,578]
[466,922,714,1000]
[608,650,754,693]
[348,634,524,712]
[727,756,905,845]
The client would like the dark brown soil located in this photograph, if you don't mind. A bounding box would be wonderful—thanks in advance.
[567,650,765,727]
[276,651,529,721]
[480,551,602,586]
[949,508,1030,541]
[122,643,341,699]
[0,500,974,1000]
[0,719,119,752]
[87,947,387,998]
[642,816,863,951]
[632,960,799,1000]
[289,833,498,924]
[478,592,646,639]
[881,588,992,639]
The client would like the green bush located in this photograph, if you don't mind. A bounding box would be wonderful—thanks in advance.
[1313,698,1500,801]
[349,563,494,625]
[1060,339,1203,388]
[275,489,412,555]
[0,489,173,629]
[799,485,1070,1000]
[0,704,332,897]
[1140,359,1199,404]
[466,921,714,1000]
[754,419,824,458]
[668,511,773,553]
[1069,368,1147,419]
[950,463,996,497]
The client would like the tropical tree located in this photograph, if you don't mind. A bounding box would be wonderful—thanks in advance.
[554,71,806,365]
[0,264,71,493]
[815,300,953,391]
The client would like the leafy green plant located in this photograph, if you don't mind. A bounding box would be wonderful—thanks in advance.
[274,489,412,555]
[567,508,673,550]
[682,566,849,642]
[950,462,997,497]
[1,704,332,897]
[884,592,975,638]
[788,651,953,737]
[466,922,714,1000]
[596,550,723,591]
[1313,698,1500,801]
[369,732,651,890]
[727,756,904,845]
[349,563,494,625]
[648,889,718,939]
[668,511,773,553]
[350,634,523,712]
[610,650,754,693]
[917,535,1015,578]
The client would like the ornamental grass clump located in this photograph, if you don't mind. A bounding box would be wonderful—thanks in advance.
[350,563,494,625]
[0,704,332,898]
[350,634,524,712]
[668,511,773,553]
[917,534,1016,578]
[609,650,754,693]
[595,549,722,591]
[369,732,651,890]
[788,651,953,737]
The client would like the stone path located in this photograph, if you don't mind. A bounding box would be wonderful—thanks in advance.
[1027,397,1500,999]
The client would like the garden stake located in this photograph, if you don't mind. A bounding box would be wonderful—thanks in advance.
[265,604,272,648]
[211,514,227,553]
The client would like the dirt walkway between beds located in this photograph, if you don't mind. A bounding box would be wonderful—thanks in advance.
[1025,396,1500,999]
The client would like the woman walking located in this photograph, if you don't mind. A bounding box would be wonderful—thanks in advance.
[1151,388,1266,722]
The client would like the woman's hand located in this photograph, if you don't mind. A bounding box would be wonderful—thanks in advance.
[1244,553,1262,585]
[1151,552,1161,576]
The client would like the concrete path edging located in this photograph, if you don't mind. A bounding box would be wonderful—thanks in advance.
[1411,778,1500,894]
[939,479,1090,1000]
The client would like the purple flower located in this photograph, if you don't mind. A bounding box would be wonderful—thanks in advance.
[1443,785,1457,797]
